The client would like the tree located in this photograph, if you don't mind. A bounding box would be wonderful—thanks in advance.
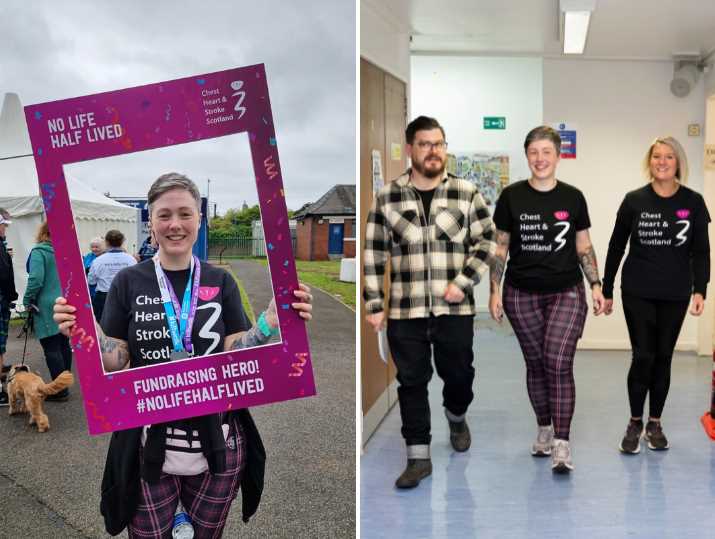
[209,204,263,239]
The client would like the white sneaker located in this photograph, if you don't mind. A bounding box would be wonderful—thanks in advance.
[531,425,553,456]
[551,439,573,474]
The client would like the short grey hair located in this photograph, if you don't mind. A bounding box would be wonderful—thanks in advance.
[524,125,562,155]
[147,172,201,215]
[0,207,10,219]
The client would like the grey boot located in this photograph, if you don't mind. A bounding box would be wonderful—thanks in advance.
[395,445,432,489]
[446,409,471,452]
[395,459,432,489]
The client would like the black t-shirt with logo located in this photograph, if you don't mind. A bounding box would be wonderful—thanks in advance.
[493,180,591,292]
[101,259,251,366]
[603,184,711,301]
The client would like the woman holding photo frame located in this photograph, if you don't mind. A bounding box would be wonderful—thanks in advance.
[54,172,313,537]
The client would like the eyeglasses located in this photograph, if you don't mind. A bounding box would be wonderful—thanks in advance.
[415,140,448,151]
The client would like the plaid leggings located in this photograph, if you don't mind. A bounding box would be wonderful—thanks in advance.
[128,418,246,539]
[503,282,587,440]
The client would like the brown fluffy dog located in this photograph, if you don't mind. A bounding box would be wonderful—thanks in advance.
[7,366,74,432]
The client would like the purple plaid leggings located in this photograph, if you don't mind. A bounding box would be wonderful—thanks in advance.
[127,418,245,539]
[502,282,587,440]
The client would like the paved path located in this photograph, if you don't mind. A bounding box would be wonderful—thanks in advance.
[0,258,355,538]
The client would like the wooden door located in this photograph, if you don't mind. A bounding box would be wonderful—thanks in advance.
[360,58,407,442]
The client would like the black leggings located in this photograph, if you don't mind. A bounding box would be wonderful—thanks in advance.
[622,293,689,419]
[39,333,73,380]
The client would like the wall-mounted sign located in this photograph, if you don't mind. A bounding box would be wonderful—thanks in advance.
[483,116,506,130]
[372,149,384,193]
[553,122,577,159]
[688,123,701,137]
[705,145,715,170]
[391,142,402,161]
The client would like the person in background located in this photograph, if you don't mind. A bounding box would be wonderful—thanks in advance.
[23,221,73,401]
[83,237,105,297]
[0,207,18,406]
[88,229,136,322]
[603,136,710,453]
[136,232,158,262]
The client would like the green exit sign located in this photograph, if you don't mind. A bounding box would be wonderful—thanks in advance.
[484,117,506,129]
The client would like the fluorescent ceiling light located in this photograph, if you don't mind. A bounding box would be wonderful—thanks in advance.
[560,0,596,55]
[563,11,591,54]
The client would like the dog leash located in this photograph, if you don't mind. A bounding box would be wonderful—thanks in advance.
[18,305,37,368]
[5,306,36,386]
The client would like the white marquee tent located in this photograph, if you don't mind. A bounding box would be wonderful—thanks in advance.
[0,92,138,303]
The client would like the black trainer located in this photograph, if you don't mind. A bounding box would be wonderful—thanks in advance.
[395,459,432,489]
[0,390,8,407]
[645,421,669,450]
[619,420,643,454]
[448,420,471,452]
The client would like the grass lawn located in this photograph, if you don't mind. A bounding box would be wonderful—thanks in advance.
[9,317,26,328]
[255,259,356,309]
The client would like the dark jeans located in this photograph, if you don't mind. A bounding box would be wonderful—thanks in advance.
[622,293,689,419]
[40,333,73,381]
[92,291,107,323]
[387,314,475,446]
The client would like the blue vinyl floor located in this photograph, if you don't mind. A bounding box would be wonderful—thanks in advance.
[361,317,715,539]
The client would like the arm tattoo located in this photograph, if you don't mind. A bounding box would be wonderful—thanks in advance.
[99,333,130,371]
[231,324,271,351]
[490,256,506,293]
[489,230,510,293]
[496,229,510,249]
[99,334,116,353]
[578,244,600,285]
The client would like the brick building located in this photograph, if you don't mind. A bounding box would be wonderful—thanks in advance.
[294,184,356,260]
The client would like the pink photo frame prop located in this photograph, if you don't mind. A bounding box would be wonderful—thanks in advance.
[24,64,315,435]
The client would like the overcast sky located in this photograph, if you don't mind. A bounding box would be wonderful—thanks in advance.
[0,0,356,214]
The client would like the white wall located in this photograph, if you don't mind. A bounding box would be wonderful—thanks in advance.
[706,67,715,98]
[360,1,410,84]
[411,55,544,308]
[543,58,706,351]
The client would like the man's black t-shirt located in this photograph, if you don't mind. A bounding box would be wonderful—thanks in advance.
[603,184,711,301]
[493,180,591,292]
[101,259,251,366]
[416,187,437,222]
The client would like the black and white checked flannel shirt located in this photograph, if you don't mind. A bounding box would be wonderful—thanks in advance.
[363,170,496,319]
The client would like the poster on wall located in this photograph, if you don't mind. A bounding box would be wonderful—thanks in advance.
[24,64,315,435]
[552,122,577,159]
[705,144,715,170]
[446,152,509,207]
[371,149,384,193]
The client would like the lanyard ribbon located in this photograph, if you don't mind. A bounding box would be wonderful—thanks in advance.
[152,255,201,355]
